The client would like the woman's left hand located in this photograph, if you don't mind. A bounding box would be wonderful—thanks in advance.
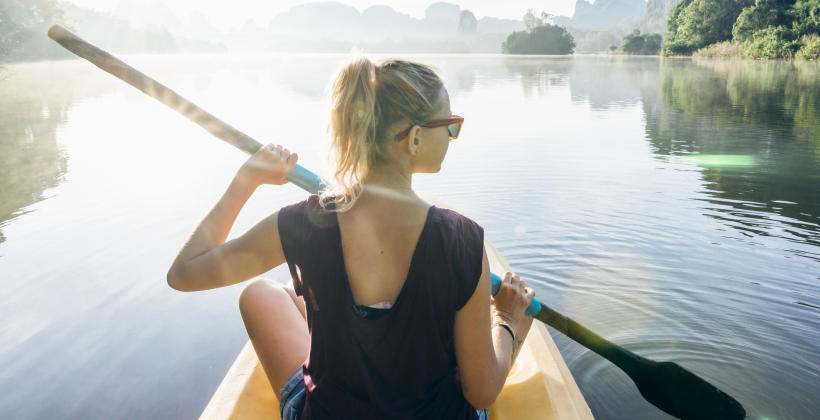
[235,143,298,187]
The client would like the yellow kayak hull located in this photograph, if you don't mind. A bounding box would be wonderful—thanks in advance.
[200,240,593,420]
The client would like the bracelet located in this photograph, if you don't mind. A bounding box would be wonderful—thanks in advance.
[493,321,519,366]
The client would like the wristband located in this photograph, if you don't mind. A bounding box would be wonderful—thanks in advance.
[493,321,519,366]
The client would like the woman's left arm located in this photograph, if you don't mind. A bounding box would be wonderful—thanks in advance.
[167,145,298,292]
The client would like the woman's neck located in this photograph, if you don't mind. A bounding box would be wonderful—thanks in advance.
[363,164,412,191]
[360,165,420,204]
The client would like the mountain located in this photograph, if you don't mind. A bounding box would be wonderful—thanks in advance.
[424,2,462,33]
[268,2,363,38]
[263,1,524,52]
[266,1,518,42]
[360,5,418,34]
[643,0,683,32]
[3,0,557,57]
[476,17,526,34]
[549,0,684,53]
[554,0,647,29]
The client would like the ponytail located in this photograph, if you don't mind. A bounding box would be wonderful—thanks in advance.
[321,56,444,212]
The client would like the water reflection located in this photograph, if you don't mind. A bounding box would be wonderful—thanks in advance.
[646,59,820,257]
[500,57,573,98]
[1,54,817,420]
[496,55,819,420]
[500,55,820,259]
[0,65,72,244]
[566,56,652,109]
[499,56,819,260]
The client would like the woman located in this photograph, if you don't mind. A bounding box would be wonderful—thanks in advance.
[167,57,536,419]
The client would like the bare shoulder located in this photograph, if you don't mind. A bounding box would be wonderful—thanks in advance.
[416,193,480,226]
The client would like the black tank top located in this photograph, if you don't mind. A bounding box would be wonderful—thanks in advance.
[278,195,485,419]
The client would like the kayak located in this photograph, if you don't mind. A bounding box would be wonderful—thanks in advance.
[200,235,593,420]
[42,28,591,419]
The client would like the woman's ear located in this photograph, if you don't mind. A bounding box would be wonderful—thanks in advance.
[407,125,421,155]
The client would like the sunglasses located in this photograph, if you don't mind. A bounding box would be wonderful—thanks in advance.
[393,115,464,142]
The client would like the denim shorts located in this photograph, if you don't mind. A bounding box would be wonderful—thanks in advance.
[279,367,490,420]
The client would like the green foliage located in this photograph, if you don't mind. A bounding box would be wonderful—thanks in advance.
[620,30,664,54]
[663,0,753,55]
[0,0,65,62]
[790,0,820,36]
[732,0,788,42]
[732,0,820,58]
[568,27,629,53]
[502,23,575,54]
[622,30,646,53]
[663,0,694,54]
[0,9,23,59]
[693,40,746,57]
[795,33,820,58]
[645,0,686,32]
[522,9,552,32]
[663,0,820,58]
[743,25,800,57]
[644,33,664,54]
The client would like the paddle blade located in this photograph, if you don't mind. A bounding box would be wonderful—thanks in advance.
[634,361,745,420]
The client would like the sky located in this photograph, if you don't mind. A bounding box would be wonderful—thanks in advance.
[65,0,579,31]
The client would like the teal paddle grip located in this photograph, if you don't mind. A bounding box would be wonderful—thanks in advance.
[286,164,327,195]
[491,272,542,316]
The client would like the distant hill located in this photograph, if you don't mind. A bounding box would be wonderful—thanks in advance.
[642,0,683,32]
[263,1,524,52]
[553,0,647,29]
[267,1,524,41]
[476,16,526,34]
[6,0,673,59]
[550,0,683,52]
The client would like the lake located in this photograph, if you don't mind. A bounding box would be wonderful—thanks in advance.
[0,54,817,419]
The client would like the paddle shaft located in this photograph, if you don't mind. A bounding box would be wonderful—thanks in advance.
[46,25,325,194]
[535,303,651,373]
[49,25,744,419]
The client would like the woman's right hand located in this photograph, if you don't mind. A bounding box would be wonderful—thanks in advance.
[491,272,536,348]
[235,143,298,188]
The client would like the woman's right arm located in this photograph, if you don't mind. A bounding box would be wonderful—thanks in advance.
[166,144,297,292]
[453,248,535,410]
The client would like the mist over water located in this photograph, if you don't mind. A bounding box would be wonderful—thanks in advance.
[0,54,817,419]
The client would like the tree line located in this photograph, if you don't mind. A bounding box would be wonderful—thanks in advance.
[0,0,67,62]
[663,0,820,59]
[503,1,818,59]
[502,10,575,54]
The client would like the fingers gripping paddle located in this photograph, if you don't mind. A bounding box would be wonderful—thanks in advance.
[48,25,745,420]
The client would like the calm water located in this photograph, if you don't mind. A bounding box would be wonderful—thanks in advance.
[0,54,817,419]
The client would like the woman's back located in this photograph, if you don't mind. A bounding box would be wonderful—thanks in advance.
[337,190,433,307]
[277,194,484,419]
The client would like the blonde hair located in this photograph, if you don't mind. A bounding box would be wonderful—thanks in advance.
[320,57,445,212]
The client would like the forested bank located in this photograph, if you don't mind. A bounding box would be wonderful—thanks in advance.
[663,0,820,59]
[0,1,225,63]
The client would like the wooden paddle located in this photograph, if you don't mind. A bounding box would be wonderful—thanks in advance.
[48,24,746,420]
